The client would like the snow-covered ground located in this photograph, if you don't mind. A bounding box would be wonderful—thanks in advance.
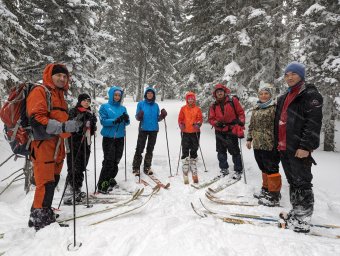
[0,98,340,256]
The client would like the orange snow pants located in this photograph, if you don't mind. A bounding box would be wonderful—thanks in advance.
[30,137,65,208]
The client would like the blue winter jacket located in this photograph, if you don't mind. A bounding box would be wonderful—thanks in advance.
[136,87,160,131]
[99,86,130,138]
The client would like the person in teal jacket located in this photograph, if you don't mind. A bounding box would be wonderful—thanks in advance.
[132,87,167,176]
[97,86,130,193]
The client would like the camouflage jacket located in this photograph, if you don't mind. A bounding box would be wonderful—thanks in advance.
[247,104,276,151]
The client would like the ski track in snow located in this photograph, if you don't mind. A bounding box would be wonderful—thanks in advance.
[0,98,340,256]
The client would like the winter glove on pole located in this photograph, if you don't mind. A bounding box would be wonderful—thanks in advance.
[159,108,167,121]
[193,122,202,130]
[113,115,124,124]
[122,112,129,123]
[136,110,144,121]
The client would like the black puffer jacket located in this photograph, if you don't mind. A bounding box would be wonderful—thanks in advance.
[68,107,97,137]
[274,84,323,152]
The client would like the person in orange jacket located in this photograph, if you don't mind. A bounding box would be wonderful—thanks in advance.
[178,92,203,184]
[26,63,81,230]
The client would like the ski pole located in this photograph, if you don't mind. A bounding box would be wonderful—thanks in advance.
[0,153,15,167]
[124,127,127,182]
[239,138,247,184]
[83,129,92,208]
[57,133,85,209]
[93,108,97,193]
[196,132,207,172]
[176,132,183,176]
[93,130,97,193]
[68,136,82,250]
[164,118,173,177]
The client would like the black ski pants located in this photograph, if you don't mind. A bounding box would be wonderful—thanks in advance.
[181,132,200,159]
[97,137,124,188]
[132,131,158,171]
[215,131,242,172]
[66,134,91,191]
[254,149,279,175]
[280,151,315,220]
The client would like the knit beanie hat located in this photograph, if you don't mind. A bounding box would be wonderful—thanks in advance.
[258,83,273,96]
[52,64,69,76]
[284,61,305,81]
[77,93,91,104]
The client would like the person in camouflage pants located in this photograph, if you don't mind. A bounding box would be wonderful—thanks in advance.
[246,84,281,207]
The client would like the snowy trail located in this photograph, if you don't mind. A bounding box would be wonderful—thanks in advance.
[0,98,340,256]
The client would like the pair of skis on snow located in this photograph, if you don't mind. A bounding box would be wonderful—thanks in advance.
[191,199,340,239]
[190,173,241,193]
[0,187,160,242]
[57,186,160,225]
[136,171,171,190]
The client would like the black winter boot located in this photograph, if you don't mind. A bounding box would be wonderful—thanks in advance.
[286,187,314,232]
[258,191,281,207]
[253,187,269,199]
[28,208,56,230]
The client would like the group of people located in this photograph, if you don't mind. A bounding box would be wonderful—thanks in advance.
[246,61,323,233]
[25,61,323,234]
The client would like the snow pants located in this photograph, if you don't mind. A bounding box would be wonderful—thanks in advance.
[181,132,200,159]
[30,137,65,209]
[66,134,91,191]
[215,131,242,172]
[97,137,124,190]
[132,131,158,171]
[280,151,315,221]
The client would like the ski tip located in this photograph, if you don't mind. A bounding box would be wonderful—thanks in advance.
[207,187,216,193]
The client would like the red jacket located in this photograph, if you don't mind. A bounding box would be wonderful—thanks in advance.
[208,84,245,132]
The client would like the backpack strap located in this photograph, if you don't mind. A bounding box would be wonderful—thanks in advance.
[212,95,238,117]
[228,95,238,118]
[38,84,52,113]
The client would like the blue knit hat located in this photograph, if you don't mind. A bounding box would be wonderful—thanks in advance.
[284,61,305,81]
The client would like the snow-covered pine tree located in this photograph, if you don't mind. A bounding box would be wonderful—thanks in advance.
[94,0,124,96]
[119,0,179,101]
[0,0,43,89]
[295,0,340,151]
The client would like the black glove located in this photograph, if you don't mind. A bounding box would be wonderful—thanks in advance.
[215,121,226,128]
[231,119,244,126]
[122,112,129,122]
[136,110,144,121]
[159,108,167,121]
[113,115,124,124]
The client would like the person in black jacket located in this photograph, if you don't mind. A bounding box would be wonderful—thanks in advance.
[275,62,323,233]
[64,93,97,204]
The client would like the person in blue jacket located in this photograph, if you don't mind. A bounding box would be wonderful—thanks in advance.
[132,87,167,176]
[97,86,130,193]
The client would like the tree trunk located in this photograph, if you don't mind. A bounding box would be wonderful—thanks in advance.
[323,95,335,152]
[136,57,144,102]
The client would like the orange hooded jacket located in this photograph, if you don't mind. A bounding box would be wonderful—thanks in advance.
[26,63,71,139]
[178,92,203,133]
